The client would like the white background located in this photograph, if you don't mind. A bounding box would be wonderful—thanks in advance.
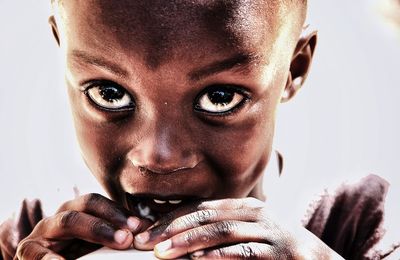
[0,0,399,236]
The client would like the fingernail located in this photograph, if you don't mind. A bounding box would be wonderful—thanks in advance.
[127,216,140,231]
[114,229,129,244]
[135,231,150,244]
[43,255,62,260]
[155,239,172,254]
[191,250,205,259]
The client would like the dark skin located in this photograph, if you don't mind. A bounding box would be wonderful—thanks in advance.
[2,0,343,259]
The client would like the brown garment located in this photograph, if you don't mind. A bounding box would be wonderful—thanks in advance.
[1,175,398,259]
[304,174,399,259]
[0,199,43,260]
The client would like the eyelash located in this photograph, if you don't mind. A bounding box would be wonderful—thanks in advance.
[81,80,251,117]
[194,85,251,116]
[82,80,135,112]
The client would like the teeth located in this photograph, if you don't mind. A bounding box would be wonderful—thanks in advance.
[152,199,183,204]
[154,199,167,204]
[169,200,182,204]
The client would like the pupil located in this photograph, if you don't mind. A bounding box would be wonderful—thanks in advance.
[208,89,234,105]
[99,86,124,102]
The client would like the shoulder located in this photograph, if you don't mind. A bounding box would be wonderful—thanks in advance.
[304,174,399,260]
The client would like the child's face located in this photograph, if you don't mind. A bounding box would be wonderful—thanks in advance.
[52,0,307,216]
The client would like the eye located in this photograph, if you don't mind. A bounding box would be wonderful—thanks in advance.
[85,82,134,111]
[195,86,247,114]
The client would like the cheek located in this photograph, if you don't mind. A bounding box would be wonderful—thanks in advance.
[207,119,273,171]
[66,84,132,194]
[201,102,276,196]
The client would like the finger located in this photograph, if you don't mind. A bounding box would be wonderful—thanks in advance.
[154,198,264,229]
[196,197,265,211]
[16,239,65,260]
[152,221,272,259]
[135,208,261,249]
[33,211,133,250]
[57,193,152,233]
[190,242,274,260]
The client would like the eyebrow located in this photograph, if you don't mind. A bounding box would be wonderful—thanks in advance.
[70,50,129,77]
[70,49,260,81]
[188,53,260,81]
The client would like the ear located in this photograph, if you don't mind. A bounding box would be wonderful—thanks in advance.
[48,15,61,46]
[281,29,317,103]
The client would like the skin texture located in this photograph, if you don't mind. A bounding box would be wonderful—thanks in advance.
[55,0,307,206]
[0,0,346,259]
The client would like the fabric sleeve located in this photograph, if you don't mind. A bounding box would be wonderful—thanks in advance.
[303,174,396,260]
[0,199,44,260]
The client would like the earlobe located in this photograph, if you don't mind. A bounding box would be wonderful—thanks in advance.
[281,29,318,103]
[48,16,61,46]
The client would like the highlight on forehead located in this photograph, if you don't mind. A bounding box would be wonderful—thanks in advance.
[53,0,307,68]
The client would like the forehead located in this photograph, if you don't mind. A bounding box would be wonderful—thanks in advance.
[57,0,284,68]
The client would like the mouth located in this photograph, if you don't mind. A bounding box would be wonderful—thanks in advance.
[125,192,201,221]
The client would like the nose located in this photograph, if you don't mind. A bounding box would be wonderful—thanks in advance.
[128,123,200,175]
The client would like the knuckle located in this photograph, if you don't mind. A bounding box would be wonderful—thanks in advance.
[172,209,215,231]
[194,210,216,225]
[89,219,113,238]
[212,221,236,238]
[58,210,80,229]
[182,229,201,246]
[213,247,227,258]
[239,243,258,259]
[83,193,104,208]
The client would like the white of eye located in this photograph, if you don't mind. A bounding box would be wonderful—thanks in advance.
[87,85,134,110]
[197,89,245,113]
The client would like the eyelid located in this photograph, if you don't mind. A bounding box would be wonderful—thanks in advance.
[194,85,251,116]
[82,80,136,112]
[80,79,125,91]
[195,85,252,102]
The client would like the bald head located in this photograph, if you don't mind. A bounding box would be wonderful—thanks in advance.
[51,0,307,69]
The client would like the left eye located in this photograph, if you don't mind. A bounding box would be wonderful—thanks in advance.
[195,86,246,114]
[86,83,134,111]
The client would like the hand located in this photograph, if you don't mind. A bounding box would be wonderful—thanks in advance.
[133,198,343,259]
[14,193,152,260]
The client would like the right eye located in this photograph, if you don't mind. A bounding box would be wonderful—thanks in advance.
[85,82,135,111]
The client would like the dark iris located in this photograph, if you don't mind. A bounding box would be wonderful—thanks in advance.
[208,88,234,105]
[99,86,125,102]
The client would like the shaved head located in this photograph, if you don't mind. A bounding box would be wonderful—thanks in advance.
[52,0,307,68]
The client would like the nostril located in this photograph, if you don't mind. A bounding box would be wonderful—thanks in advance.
[128,147,202,175]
